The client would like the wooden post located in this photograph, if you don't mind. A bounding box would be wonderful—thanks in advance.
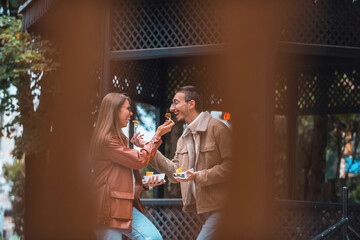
[101,0,111,97]
[217,2,277,238]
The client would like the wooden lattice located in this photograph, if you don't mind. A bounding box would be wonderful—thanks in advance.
[109,0,360,115]
[275,62,360,115]
[142,199,204,240]
[111,0,225,51]
[328,68,360,111]
[280,0,360,47]
[165,58,225,111]
[142,199,360,239]
[274,200,360,240]
[110,57,227,111]
[110,60,162,105]
[297,71,325,112]
[275,73,289,112]
[110,0,360,51]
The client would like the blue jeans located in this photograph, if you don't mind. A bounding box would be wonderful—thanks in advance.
[95,207,162,240]
[197,211,222,240]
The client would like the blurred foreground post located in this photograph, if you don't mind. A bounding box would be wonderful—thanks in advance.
[24,1,102,239]
[217,2,279,239]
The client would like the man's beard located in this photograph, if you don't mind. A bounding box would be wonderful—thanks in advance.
[173,116,185,124]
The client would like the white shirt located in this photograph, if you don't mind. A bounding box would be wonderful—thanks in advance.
[184,112,205,200]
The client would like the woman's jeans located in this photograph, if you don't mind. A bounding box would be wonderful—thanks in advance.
[95,207,162,240]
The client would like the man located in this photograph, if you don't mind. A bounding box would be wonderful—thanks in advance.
[150,86,232,240]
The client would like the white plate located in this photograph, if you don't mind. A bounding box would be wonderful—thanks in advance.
[173,168,194,179]
[142,173,165,184]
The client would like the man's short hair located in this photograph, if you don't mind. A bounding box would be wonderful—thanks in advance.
[176,86,203,112]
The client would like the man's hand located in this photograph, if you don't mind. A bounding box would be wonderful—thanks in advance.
[130,132,146,148]
[144,175,165,187]
[175,171,196,182]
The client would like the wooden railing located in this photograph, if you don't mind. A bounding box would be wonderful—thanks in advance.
[141,192,360,240]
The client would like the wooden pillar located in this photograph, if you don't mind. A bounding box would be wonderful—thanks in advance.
[153,58,168,198]
[287,67,298,200]
[101,0,111,97]
[217,2,278,238]
[25,1,103,239]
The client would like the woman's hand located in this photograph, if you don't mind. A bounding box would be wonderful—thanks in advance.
[130,132,146,148]
[144,176,165,187]
[155,120,175,137]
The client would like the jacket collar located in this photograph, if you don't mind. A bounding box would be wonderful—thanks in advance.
[182,111,212,137]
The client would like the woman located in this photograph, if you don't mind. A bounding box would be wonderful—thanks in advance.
[90,92,173,240]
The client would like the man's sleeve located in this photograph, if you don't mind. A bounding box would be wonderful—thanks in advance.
[195,123,232,187]
[150,150,180,183]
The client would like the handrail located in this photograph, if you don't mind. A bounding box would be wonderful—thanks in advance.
[312,187,360,240]
[140,198,183,207]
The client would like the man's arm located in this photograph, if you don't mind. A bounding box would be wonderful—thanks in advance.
[150,150,180,183]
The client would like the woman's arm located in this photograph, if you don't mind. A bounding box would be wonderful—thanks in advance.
[104,120,174,169]
[104,135,162,170]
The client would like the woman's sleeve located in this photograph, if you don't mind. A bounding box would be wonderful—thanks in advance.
[104,135,162,169]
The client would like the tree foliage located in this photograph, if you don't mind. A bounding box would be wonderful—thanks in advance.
[349,185,360,204]
[0,15,58,153]
[2,160,24,236]
[0,15,58,236]
[0,0,25,17]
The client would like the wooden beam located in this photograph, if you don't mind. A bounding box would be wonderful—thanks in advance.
[109,44,225,61]
[19,0,56,31]
[279,41,360,59]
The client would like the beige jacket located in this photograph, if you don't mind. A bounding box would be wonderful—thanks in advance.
[151,111,232,214]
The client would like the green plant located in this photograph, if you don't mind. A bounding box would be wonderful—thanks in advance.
[0,15,58,236]
[2,160,25,236]
[349,185,360,204]
[0,15,58,147]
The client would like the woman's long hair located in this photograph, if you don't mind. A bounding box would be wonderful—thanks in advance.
[90,92,129,159]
